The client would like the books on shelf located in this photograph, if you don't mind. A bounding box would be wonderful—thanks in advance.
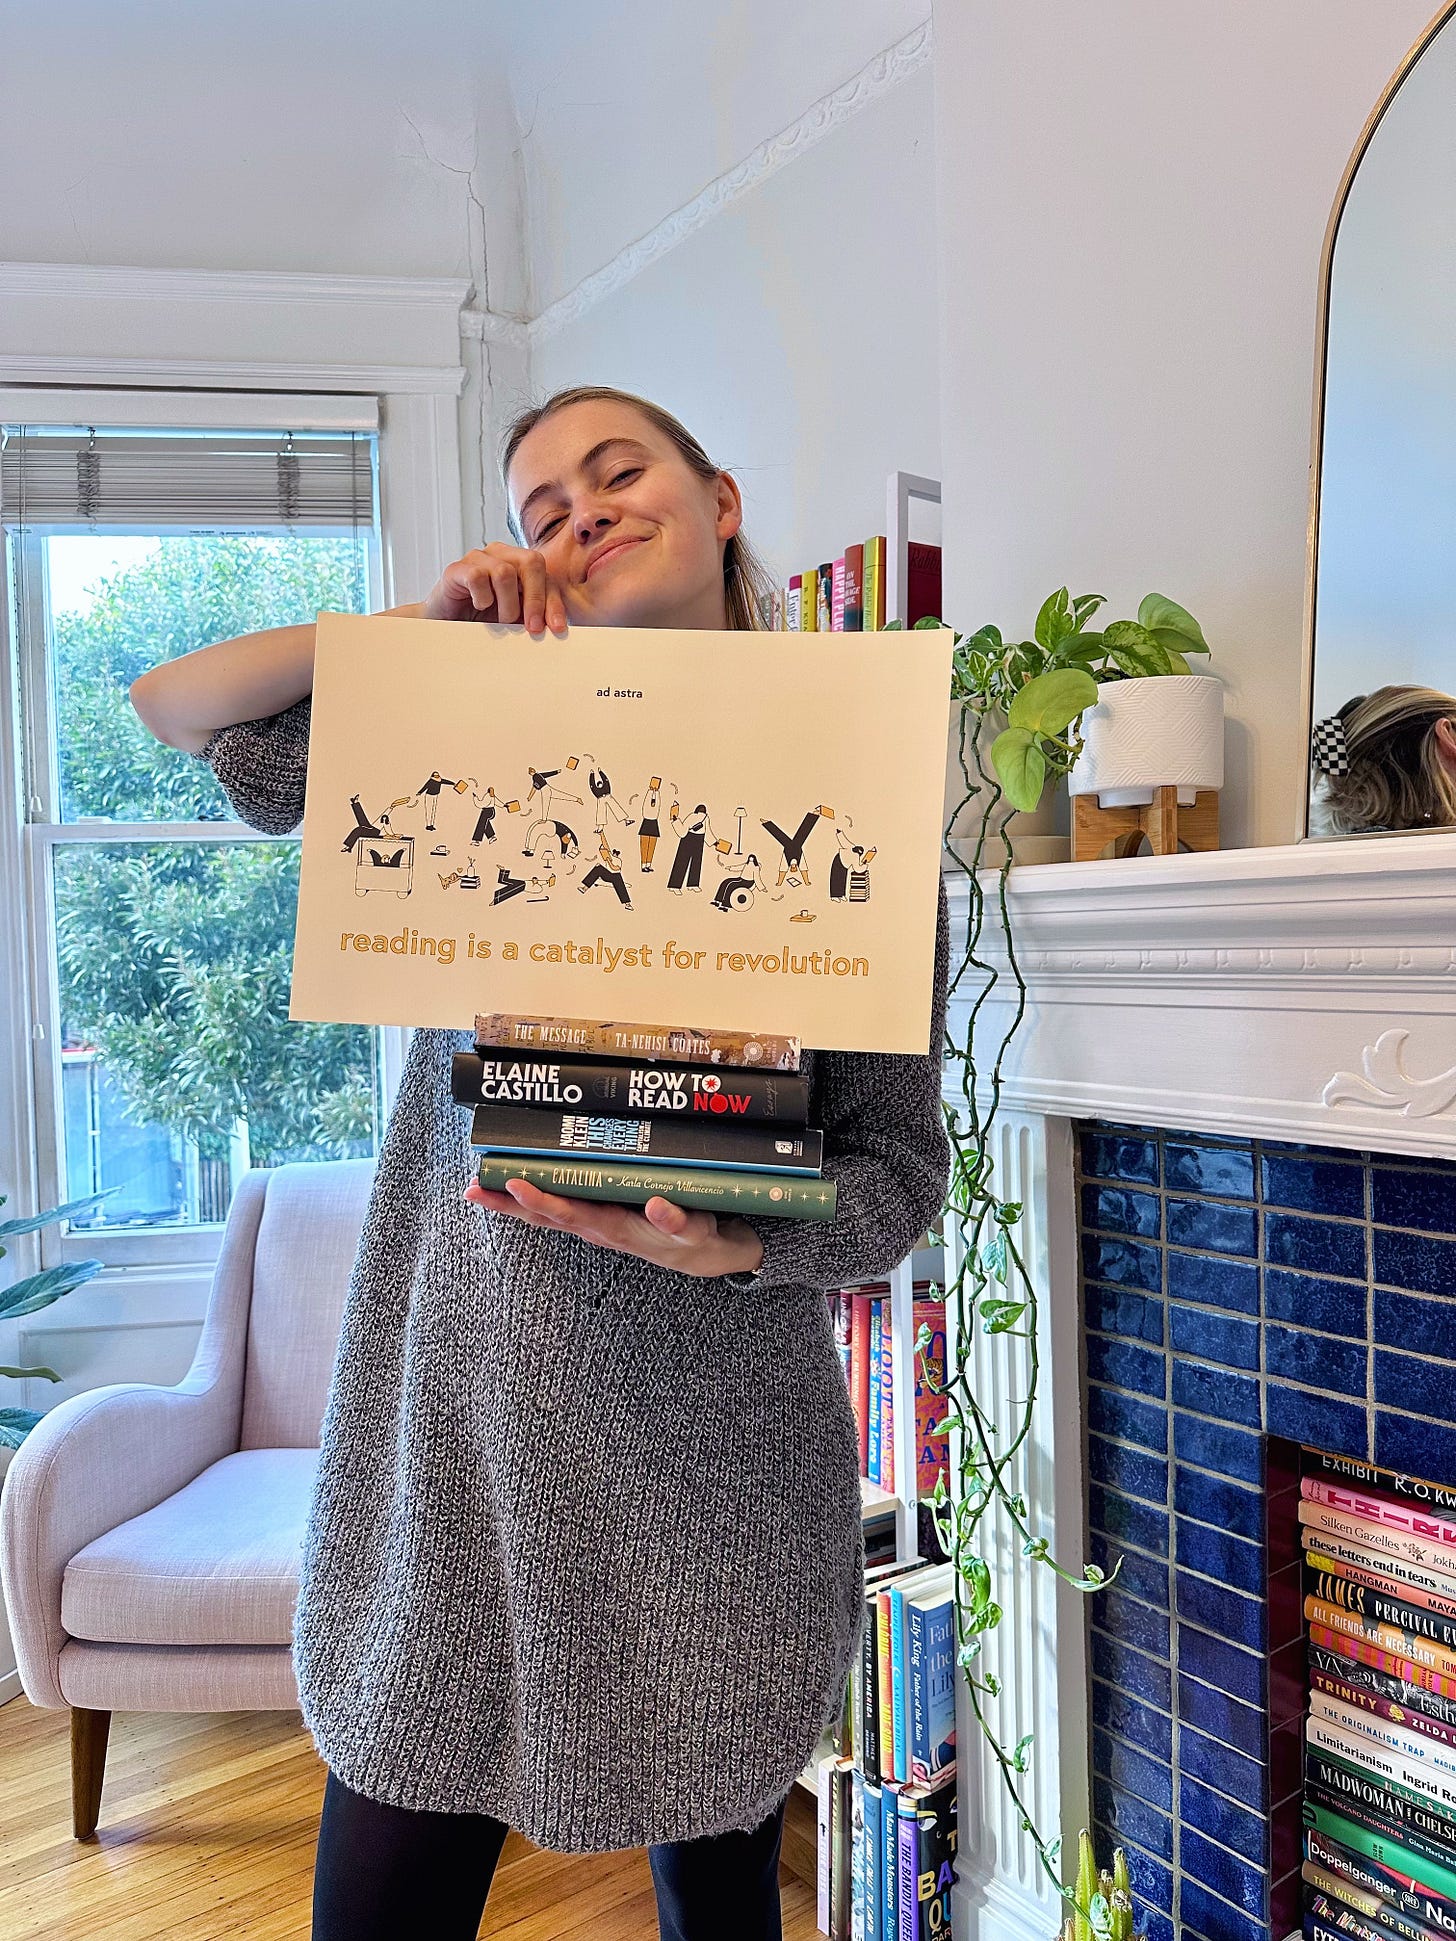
[1300,1449,1456,1941]
[768,535,942,633]
[461,1011,831,1219]
[831,1283,950,1498]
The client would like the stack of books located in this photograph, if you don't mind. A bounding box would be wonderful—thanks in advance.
[817,1556,958,1938]
[758,537,943,633]
[456,1011,838,1220]
[1298,1447,1456,1941]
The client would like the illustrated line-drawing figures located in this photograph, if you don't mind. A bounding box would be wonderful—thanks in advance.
[338,754,881,916]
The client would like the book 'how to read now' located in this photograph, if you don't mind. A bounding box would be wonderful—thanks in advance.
[288,613,954,1054]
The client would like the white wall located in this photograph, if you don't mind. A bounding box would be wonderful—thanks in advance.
[932,0,1438,849]
[528,58,940,592]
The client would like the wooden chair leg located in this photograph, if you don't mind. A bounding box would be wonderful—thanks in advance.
[70,1706,111,1840]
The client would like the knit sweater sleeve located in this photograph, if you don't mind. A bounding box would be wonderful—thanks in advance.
[721,874,952,1295]
[197,696,312,834]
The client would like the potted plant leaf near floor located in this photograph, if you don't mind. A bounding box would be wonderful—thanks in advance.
[0,1193,105,1684]
[910,587,1215,1937]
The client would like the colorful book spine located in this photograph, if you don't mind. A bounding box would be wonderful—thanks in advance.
[852,1292,873,1476]
[864,1776,883,1940]
[473,1154,837,1218]
[1310,1569,1456,1654]
[1311,1639,1456,1730]
[867,1300,884,1486]
[863,536,886,631]
[787,575,803,632]
[472,1013,801,1070]
[1305,1802,1456,1911]
[895,1790,917,1941]
[908,1589,957,1784]
[880,1313,894,1495]
[1305,1450,1456,1518]
[1305,1870,1444,1941]
[1312,1664,1456,1756]
[877,1592,895,1784]
[859,1590,882,1780]
[913,1297,949,1500]
[817,562,833,633]
[910,1775,958,1939]
[1307,1535,1456,1620]
[1306,1826,1456,1933]
[1309,1708,1456,1811]
[1305,1478,1456,1555]
[881,1778,900,1939]
[891,1582,909,1784]
[469,1103,822,1173]
[802,567,820,632]
[831,556,846,632]
[818,1754,835,1935]
[1302,1502,1456,1583]
[832,1755,854,1940]
[1307,1759,1456,1875]
[454,1051,809,1120]
[843,543,864,631]
[851,1768,867,1940]
[1308,1600,1456,1682]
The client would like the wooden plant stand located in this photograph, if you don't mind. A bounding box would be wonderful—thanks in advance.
[1072,786,1220,862]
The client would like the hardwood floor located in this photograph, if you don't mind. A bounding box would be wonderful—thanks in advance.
[0,1699,821,1938]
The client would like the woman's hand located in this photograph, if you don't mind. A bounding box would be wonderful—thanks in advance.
[423,544,569,635]
[465,1177,765,1280]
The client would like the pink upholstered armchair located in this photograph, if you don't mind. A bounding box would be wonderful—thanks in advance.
[0,1160,372,1837]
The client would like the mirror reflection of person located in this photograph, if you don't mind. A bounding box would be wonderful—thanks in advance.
[127,384,952,1941]
[1311,685,1456,835]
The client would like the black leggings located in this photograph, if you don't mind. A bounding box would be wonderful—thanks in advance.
[311,1766,789,1940]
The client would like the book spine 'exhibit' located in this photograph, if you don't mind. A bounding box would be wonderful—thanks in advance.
[452,1050,809,1120]
[475,1154,837,1218]
[472,1012,801,1070]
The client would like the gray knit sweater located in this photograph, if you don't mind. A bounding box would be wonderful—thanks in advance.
[204,695,951,1852]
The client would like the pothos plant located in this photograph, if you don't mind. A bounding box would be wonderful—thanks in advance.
[889,587,1210,1935]
[0,1192,106,1450]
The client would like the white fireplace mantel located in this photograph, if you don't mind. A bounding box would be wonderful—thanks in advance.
[937,829,1456,1941]
[944,828,1456,1159]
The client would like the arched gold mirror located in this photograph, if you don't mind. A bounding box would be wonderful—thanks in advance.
[1305,3,1456,840]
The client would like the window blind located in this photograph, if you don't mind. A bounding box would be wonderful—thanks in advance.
[0,426,376,530]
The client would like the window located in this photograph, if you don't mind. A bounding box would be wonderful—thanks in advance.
[3,410,387,1261]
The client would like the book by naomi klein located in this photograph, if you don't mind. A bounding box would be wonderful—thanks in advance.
[289,612,954,1054]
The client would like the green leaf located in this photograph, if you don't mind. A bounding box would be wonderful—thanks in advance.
[982,1231,1008,1282]
[913,614,944,629]
[1071,593,1106,627]
[1147,627,1206,660]
[1034,588,1073,652]
[1137,592,1208,652]
[989,727,1047,813]
[0,1406,41,1449]
[0,1364,62,1382]
[0,1191,109,1241]
[1006,667,1098,736]
[0,1259,104,1320]
[982,1299,1029,1334]
[1102,620,1155,652]
[1012,1732,1035,1773]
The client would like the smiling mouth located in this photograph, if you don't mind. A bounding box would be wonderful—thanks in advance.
[585,537,645,580]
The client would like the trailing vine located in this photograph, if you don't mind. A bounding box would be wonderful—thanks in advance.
[896,590,1211,1935]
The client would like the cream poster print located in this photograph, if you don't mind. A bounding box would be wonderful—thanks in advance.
[290,613,954,1054]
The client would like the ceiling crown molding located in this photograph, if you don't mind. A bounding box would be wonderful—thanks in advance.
[461,17,932,349]
[0,262,471,311]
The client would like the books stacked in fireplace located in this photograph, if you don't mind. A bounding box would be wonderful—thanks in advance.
[454,1010,837,1221]
[1298,1447,1456,1941]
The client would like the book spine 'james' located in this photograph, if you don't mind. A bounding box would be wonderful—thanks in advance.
[1310,1570,1456,1654]
[472,1013,800,1070]
[452,1051,809,1121]
[475,1155,837,1219]
[469,1103,824,1174]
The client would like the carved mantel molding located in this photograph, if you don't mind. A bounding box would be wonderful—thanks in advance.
[944,829,1456,1158]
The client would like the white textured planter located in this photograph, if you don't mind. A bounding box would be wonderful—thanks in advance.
[943,702,1070,868]
[1068,674,1224,809]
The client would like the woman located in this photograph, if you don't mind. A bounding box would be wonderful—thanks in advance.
[129,384,952,1941]
[1311,684,1456,835]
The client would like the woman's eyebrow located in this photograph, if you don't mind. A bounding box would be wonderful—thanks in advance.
[518,439,652,527]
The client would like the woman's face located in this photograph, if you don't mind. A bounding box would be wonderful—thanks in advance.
[506,398,742,630]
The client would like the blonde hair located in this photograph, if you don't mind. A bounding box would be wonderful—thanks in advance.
[1315,684,1456,834]
[499,385,775,631]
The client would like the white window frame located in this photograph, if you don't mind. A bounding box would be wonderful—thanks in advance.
[1,383,463,1273]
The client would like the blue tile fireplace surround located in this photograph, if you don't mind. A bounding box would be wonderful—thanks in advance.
[1077,1121,1456,1941]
